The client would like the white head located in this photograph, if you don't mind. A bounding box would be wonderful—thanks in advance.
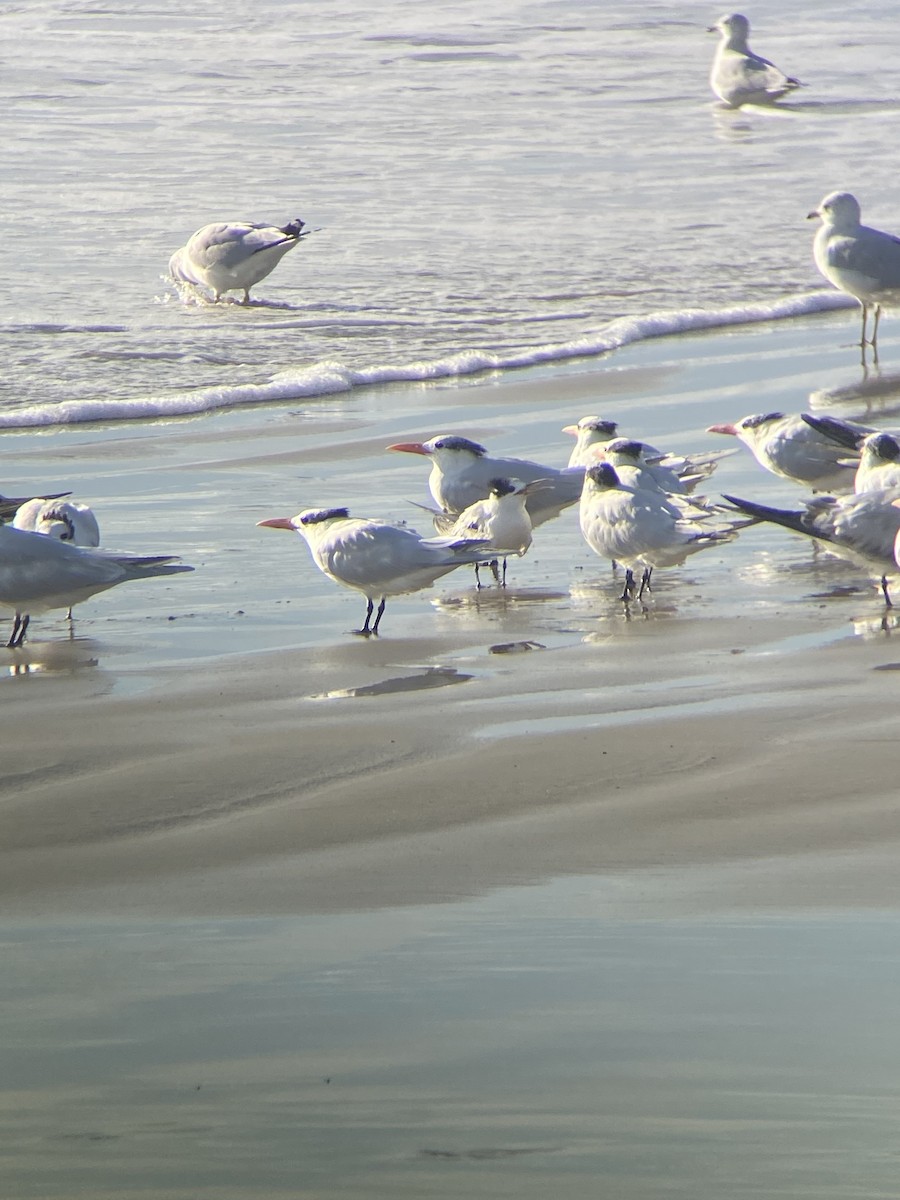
[808,192,862,233]
[709,13,751,46]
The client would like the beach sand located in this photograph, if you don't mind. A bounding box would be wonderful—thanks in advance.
[4,310,900,1197]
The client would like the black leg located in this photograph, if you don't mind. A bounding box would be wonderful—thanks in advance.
[353,598,375,636]
[881,575,893,608]
[475,562,484,590]
[371,597,387,635]
[7,612,29,649]
[501,557,508,588]
[620,568,636,603]
[638,567,653,600]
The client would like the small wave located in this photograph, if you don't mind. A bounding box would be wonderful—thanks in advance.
[0,291,853,430]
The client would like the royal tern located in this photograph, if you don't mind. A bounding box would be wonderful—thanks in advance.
[0,491,71,521]
[708,13,803,108]
[563,417,735,483]
[257,507,492,636]
[723,488,900,605]
[169,218,310,303]
[707,411,864,491]
[0,525,193,648]
[579,463,742,602]
[13,498,102,619]
[801,416,900,494]
[387,435,583,526]
[808,192,900,353]
[430,477,544,587]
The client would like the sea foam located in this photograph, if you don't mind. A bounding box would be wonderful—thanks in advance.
[0,291,853,430]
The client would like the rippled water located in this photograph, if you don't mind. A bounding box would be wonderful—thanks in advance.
[3,0,900,421]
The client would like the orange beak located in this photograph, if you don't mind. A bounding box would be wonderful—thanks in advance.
[386,441,430,455]
[707,423,738,436]
[561,424,579,436]
[256,517,296,530]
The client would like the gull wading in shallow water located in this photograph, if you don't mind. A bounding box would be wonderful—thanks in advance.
[0,525,193,648]
[808,192,900,355]
[257,508,492,636]
[387,435,584,526]
[168,218,310,303]
[579,463,743,603]
[708,12,803,107]
[723,488,900,606]
[707,412,866,492]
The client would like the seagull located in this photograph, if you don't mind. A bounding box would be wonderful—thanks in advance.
[801,416,900,494]
[168,218,310,303]
[707,411,865,491]
[579,463,743,603]
[387,434,584,526]
[0,525,193,648]
[723,487,900,605]
[429,477,545,587]
[0,491,71,521]
[257,507,492,636]
[708,13,803,107]
[808,192,900,353]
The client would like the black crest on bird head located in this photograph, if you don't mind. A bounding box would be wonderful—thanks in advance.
[299,507,350,525]
[586,462,621,489]
[871,433,900,461]
[488,477,517,497]
[582,418,618,437]
[431,435,487,456]
[281,219,306,238]
[613,440,644,460]
[44,507,76,540]
[741,412,783,430]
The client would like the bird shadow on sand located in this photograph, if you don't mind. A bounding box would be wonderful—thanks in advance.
[311,665,475,700]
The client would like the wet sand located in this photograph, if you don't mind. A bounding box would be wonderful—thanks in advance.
[4,311,900,1198]
[2,308,900,919]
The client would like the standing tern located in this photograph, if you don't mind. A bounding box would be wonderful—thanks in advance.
[562,416,735,483]
[13,498,102,619]
[707,411,866,491]
[579,463,743,603]
[387,435,584,525]
[801,416,900,494]
[723,488,900,605]
[257,507,492,636]
[0,525,193,648]
[708,13,803,108]
[169,218,311,303]
[808,192,900,354]
[429,477,544,587]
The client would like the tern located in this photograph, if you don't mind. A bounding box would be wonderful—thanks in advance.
[257,507,492,636]
[723,488,900,605]
[13,498,102,619]
[801,416,900,494]
[0,525,193,648]
[808,192,900,354]
[429,477,545,587]
[707,411,865,491]
[563,416,735,484]
[0,491,71,521]
[579,463,742,602]
[387,434,584,525]
[708,13,803,108]
[169,218,310,303]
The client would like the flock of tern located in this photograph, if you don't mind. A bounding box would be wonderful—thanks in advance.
[4,15,900,645]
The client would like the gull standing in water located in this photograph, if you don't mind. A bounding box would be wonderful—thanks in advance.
[707,412,866,491]
[808,192,900,355]
[579,463,743,603]
[0,526,193,648]
[257,508,491,636]
[708,13,803,107]
[387,434,584,526]
[169,218,310,303]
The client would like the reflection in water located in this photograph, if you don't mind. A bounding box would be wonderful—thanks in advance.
[3,637,100,680]
[810,366,900,416]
